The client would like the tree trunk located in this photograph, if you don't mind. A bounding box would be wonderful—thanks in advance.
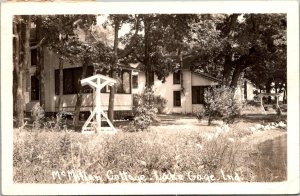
[13,70,18,116]
[38,46,45,108]
[108,19,120,123]
[230,64,243,89]
[57,58,64,112]
[36,17,46,109]
[222,55,232,86]
[13,16,25,128]
[144,16,151,88]
[13,17,18,116]
[274,81,278,103]
[23,16,31,102]
[265,78,272,104]
[283,84,287,104]
[73,57,89,131]
[208,114,212,126]
[222,44,233,86]
[16,70,25,128]
[14,15,30,128]
[244,80,247,100]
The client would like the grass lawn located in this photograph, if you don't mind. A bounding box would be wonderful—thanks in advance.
[13,114,287,183]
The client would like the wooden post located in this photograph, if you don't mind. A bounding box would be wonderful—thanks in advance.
[260,95,266,114]
[96,77,101,132]
[80,74,117,134]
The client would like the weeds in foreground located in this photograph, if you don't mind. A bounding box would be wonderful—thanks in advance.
[13,123,280,183]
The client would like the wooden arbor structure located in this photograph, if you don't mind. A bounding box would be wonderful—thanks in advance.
[257,93,282,114]
[80,74,117,134]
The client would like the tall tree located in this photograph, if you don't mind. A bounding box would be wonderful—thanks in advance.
[13,16,25,127]
[122,14,198,86]
[35,16,46,109]
[106,14,141,123]
[40,15,97,115]
[188,14,286,91]
[13,15,47,127]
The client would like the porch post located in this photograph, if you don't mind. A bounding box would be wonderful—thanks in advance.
[95,77,101,132]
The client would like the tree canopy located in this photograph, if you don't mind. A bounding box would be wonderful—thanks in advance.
[187,14,286,90]
[13,13,287,128]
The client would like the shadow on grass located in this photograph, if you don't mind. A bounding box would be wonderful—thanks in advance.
[247,134,287,182]
[239,114,287,123]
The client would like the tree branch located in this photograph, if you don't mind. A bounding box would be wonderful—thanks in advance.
[133,50,144,64]
[118,16,141,59]
[30,37,46,50]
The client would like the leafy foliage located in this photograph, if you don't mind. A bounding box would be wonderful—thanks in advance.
[59,133,71,157]
[39,15,114,68]
[31,103,45,129]
[133,93,167,114]
[194,106,207,121]
[130,88,158,131]
[153,95,167,114]
[204,86,243,125]
[54,111,72,131]
[188,14,286,89]
[121,14,198,84]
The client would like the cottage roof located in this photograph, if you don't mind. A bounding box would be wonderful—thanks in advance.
[178,54,221,82]
[127,54,221,83]
[117,63,140,71]
[192,71,221,83]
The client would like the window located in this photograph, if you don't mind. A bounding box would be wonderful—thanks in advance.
[173,91,181,107]
[55,67,132,95]
[115,70,131,94]
[173,70,181,84]
[132,75,138,89]
[55,66,94,95]
[31,76,39,100]
[122,71,131,93]
[192,86,209,104]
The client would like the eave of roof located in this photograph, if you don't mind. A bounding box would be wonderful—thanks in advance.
[117,63,140,71]
[192,71,222,83]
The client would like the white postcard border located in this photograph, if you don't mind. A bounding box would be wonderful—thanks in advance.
[1,1,299,195]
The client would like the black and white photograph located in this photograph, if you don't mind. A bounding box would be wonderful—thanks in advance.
[1,1,299,195]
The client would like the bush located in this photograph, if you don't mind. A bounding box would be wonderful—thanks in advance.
[194,107,207,121]
[154,95,167,114]
[130,88,158,131]
[31,103,45,129]
[54,111,72,131]
[204,86,242,125]
[133,92,167,114]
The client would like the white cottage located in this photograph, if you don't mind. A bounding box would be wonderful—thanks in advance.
[25,48,135,115]
[132,67,220,114]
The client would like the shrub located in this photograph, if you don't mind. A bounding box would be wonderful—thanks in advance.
[194,107,207,121]
[204,86,243,125]
[31,103,45,129]
[59,132,71,157]
[154,95,167,114]
[133,92,167,114]
[130,88,158,131]
[54,111,72,131]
